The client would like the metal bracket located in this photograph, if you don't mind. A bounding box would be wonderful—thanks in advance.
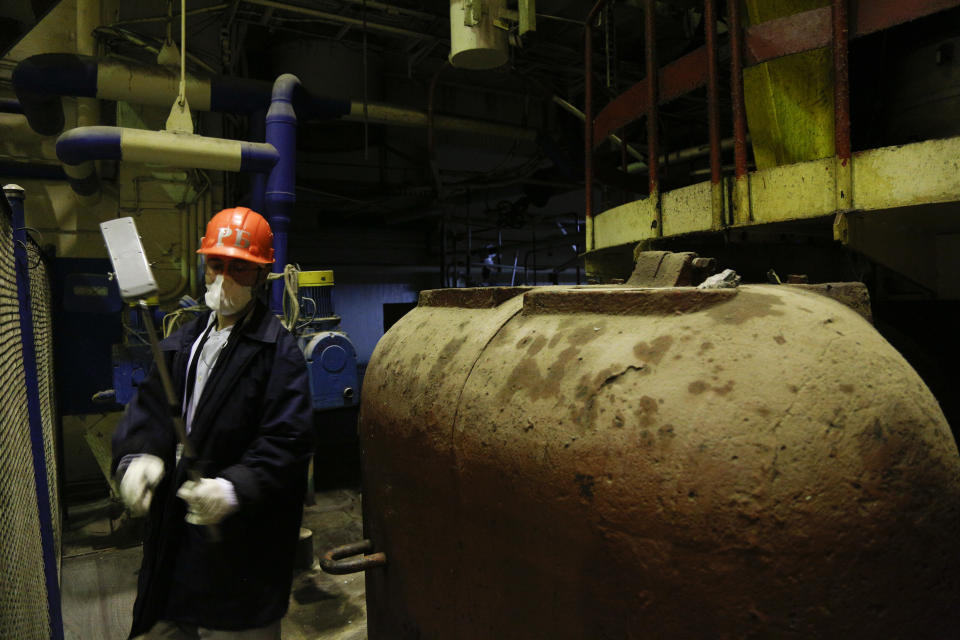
[320,539,387,575]
[464,0,482,26]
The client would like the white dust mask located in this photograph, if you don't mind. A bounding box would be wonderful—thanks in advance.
[205,274,253,316]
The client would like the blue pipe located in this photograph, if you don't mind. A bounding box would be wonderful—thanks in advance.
[55,126,122,164]
[0,161,67,181]
[11,54,98,135]
[55,126,279,197]
[0,98,24,114]
[3,184,64,640]
[265,74,302,314]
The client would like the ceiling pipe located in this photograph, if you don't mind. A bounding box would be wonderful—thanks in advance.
[55,126,278,197]
[12,54,537,141]
[54,75,297,291]
[0,98,24,114]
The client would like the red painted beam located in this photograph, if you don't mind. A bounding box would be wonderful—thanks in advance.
[746,0,960,66]
[592,0,960,153]
[593,46,707,149]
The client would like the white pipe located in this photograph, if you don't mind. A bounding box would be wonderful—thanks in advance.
[120,130,250,170]
[97,58,213,110]
[346,102,538,141]
[552,95,644,163]
[76,0,101,204]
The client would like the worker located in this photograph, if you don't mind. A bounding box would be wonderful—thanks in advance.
[111,207,314,640]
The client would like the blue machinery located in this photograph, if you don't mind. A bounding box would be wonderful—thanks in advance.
[295,271,361,411]
[110,270,360,412]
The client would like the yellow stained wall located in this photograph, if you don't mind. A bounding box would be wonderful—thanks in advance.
[743,0,835,169]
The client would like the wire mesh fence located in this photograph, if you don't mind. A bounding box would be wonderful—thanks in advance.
[0,201,60,637]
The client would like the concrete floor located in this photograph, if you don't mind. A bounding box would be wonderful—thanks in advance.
[61,488,367,640]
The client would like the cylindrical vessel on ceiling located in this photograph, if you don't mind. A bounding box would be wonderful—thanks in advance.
[360,284,960,638]
[449,0,509,70]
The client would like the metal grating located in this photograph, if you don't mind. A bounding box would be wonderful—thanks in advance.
[29,240,60,577]
[0,207,52,637]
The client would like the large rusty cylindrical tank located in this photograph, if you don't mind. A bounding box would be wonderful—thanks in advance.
[359,285,960,638]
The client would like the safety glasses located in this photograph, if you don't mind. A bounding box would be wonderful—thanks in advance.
[205,257,262,287]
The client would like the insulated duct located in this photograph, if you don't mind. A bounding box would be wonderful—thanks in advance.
[55,126,279,196]
[54,74,299,293]
[12,54,535,140]
[0,98,24,114]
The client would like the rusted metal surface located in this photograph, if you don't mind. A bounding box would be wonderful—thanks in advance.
[361,283,960,638]
[589,0,960,194]
[745,0,960,66]
[705,0,721,187]
[745,6,832,66]
[624,250,715,288]
[593,47,708,150]
[584,16,594,238]
[785,281,872,322]
[522,286,735,316]
[584,0,609,247]
[418,286,531,309]
[319,540,387,575]
[359,291,528,638]
[645,0,659,199]
[833,0,851,161]
[730,0,749,180]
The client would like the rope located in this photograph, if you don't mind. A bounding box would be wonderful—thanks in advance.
[267,264,301,330]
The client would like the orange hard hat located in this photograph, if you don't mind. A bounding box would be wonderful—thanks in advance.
[197,207,274,264]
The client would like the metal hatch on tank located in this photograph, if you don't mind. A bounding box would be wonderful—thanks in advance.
[350,251,960,639]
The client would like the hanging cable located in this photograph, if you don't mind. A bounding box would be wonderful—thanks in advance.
[178,0,187,107]
[268,264,302,330]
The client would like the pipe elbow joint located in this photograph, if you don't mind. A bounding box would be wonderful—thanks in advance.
[56,127,122,165]
[13,54,98,136]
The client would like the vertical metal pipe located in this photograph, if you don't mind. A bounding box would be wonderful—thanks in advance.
[4,184,64,640]
[730,0,749,178]
[532,222,537,286]
[832,0,851,160]
[452,223,457,286]
[584,15,594,247]
[644,0,659,197]
[583,0,606,251]
[440,213,447,288]
[574,214,581,285]
[265,74,301,313]
[466,196,472,287]
[248,108,267,212]
[705,0,721,186]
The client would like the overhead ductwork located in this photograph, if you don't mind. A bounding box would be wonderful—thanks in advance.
[55,74,302,312]
[12,54,536,141]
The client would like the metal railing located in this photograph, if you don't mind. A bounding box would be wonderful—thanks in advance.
[583,0,960,249]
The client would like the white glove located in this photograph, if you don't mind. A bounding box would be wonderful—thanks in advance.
[177,477,239,525]
[119,454,165,517]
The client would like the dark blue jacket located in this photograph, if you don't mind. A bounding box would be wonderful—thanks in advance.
[112,302,314,637]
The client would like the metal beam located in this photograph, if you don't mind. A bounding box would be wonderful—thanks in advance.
[745,0,960,66]
[243,0,434,40]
